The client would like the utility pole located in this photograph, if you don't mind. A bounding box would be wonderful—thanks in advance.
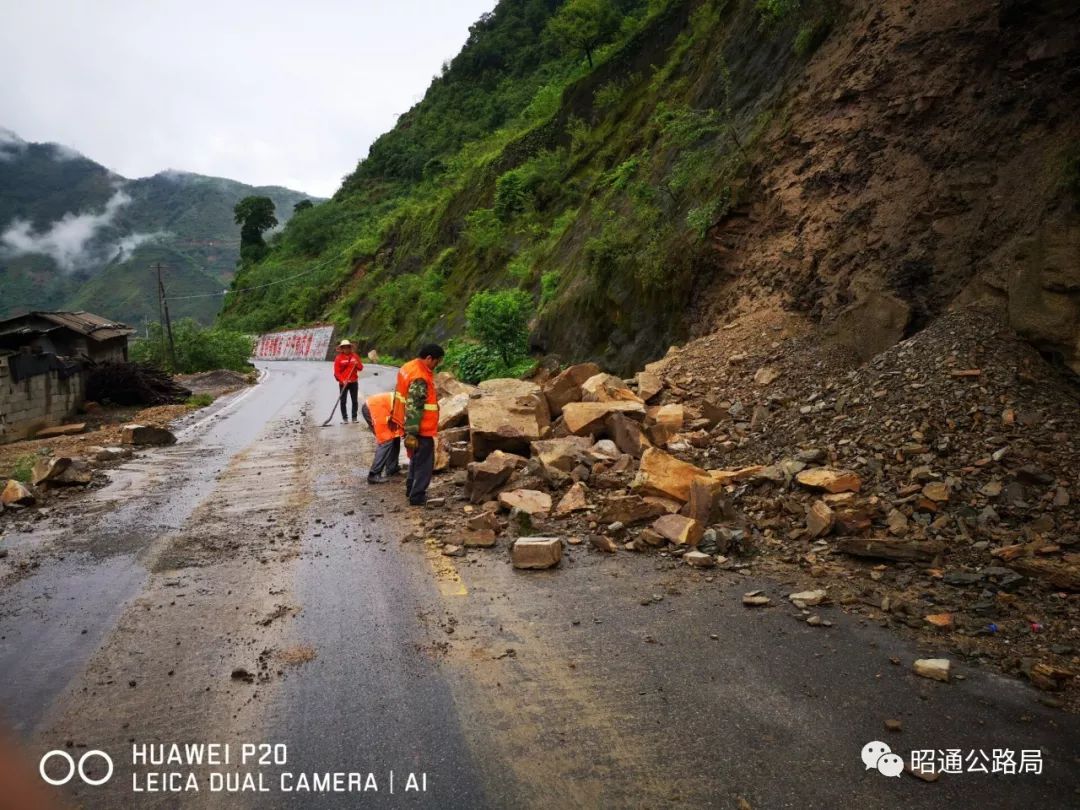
[155,263,177,370]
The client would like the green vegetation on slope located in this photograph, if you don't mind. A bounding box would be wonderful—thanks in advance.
[220,0,839,372]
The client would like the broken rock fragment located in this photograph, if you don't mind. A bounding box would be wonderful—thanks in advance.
[913,658,951,682]
[498,489,552,516]
[651,514,704,546]
[635,448,710,502]
[795,467,861,493]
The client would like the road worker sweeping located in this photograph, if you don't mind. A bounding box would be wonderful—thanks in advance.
[333,340,363,423]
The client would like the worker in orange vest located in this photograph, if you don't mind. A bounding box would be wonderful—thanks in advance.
[390,344,444,506]
[361,391,402,483]
[333,340,364,423]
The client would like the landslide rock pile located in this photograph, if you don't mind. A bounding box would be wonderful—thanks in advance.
[418,307,1078,700]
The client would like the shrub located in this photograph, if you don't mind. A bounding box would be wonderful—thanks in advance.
[494,170,529,222]
[186,393,215,408]
[464,208,503,249]
[466,289,533,365]
[540,270,561,306]
[793,17,832,56]
[130,321,253,373]
[756,0,800,25]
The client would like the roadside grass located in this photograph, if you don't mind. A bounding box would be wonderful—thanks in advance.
[185,393,215,408]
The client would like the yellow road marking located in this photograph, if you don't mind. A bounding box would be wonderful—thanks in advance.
[423,538,468,596]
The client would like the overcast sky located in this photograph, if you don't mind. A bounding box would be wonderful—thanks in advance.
[0,0,497,197]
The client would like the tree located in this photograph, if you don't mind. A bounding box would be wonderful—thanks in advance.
[466,289,532,365]
[292,199,314,214]
[233,196,278,262]
[547,0,621,68]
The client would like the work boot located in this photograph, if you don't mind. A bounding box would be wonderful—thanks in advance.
[367,474,389,485]
[352,417,358,423]
[408,496,427,507]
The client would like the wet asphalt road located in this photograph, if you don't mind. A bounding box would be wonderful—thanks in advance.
[0,360,1077,809]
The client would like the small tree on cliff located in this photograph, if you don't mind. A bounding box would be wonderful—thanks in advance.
[234,196,278,262]
[547,0,620,69]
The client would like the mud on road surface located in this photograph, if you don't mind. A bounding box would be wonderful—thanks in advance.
[1,362,1077,809]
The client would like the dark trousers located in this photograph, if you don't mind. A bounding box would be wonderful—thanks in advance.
[361,404,399,477]
[339,381,358,419]
[406,435,435,502]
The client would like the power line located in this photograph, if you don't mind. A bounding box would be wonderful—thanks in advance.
[163,246,353,301]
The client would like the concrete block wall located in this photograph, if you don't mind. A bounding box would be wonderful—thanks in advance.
[0,357,87,444]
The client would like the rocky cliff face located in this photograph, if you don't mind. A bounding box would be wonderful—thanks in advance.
[690,0,1079,372]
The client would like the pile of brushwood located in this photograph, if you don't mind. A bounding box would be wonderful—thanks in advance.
[85,362,192,406]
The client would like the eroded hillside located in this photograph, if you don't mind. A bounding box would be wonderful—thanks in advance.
[220,0,1079,374]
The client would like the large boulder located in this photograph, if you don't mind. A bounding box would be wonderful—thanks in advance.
[498,489,552,516]
[562,401,645,437]
[634,371,664,403]
[531,437,593,473]
[605,412,652,458]
[581,373,643,404]
[634,448,710,502]
[599,495,671,525]
[646,404,685,445]
[438,394,471,430]
[511,537,563,569]
[543,362,601,417]
[121,424,176,446]
[435,372,478,399]
[464,451,523,503]
[468,382,551,460]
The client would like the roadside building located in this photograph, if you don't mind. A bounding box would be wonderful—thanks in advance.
[0,311,134,443]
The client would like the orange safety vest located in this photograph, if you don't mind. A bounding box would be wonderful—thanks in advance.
[392,359,439,437]
[365,392,401,444]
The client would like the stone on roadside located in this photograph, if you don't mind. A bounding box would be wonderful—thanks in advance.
[543,362,601,417]
[511,537,563,569]
[2,479,35,506]
[753,366,781,386]
[634,370,664,403]
[562,401,646,436]
[438,394,471,430]
[556,482,589,515]
[651,514,704,546]
[467,511,500,532]
[91,446,131,462]
[604,412,652,458]
[924,613,953,629]
[742,592,771,607]
[532,436,593,475]
[31,457,73,486]
[581,373,643,404]
[468,383,551,459]
[33,422,86,439]
[435,371,478,399]
[442,544,466,557]
[589,534,618,553]
[805,500,834,538]
[795,467,861,493]
[788,589,827,607]
[921,481,950,502]
[635,448,709,502]
[599,495,669,525]
[464,451,520,503]
[121,424,176,446]
[913,658,951,682]
[498,489,552,516]
[684,550,716,568]
[460,530,497,548]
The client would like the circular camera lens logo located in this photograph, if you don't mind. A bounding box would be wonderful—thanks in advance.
[39,750,114,786]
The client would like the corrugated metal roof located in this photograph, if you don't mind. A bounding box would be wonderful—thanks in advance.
[0,311,134,341]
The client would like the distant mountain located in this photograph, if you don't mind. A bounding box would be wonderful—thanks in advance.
[0,128,321,326]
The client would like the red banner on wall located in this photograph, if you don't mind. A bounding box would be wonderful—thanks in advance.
[254,326,334,360]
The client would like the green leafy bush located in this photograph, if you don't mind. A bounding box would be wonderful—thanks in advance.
[186,393,215,408]
[540,270,561,306]
[793,16,832,56]
[494,170,529,221]
[130,320,253,373]
[464,208,503,249]
[466,289,533,365]
[756,0,800,25]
